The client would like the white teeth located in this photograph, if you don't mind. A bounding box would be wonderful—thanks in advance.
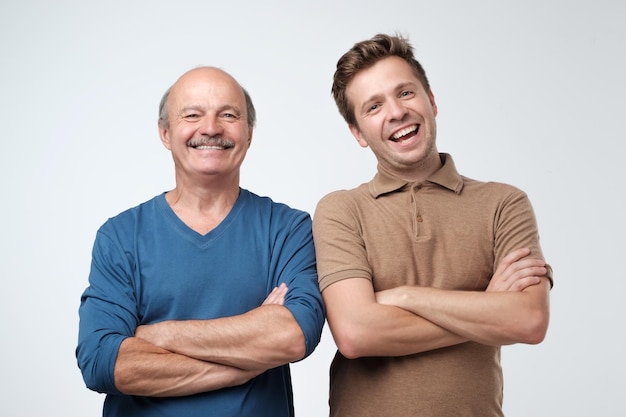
[196,145,223,150]
[392,125,418,140]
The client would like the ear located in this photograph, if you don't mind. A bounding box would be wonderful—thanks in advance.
[349,124,369,148]
[158,123,172,150]
[429,90,438,117]
[247,127,253,148]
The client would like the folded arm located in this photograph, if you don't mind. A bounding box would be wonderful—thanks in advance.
[324,248,547,359]
[134,284,306,371]
[377,281,550,346]
[114,336,262,397]
[376,248,551,346]
[114,284,302,396]
[323,278,466,359]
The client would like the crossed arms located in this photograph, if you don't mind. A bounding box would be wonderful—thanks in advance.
[114,283,305,397]
[323,248,551,359]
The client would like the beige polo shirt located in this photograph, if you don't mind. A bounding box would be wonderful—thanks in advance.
[313,153,551,417]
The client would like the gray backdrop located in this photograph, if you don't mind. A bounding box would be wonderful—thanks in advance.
[1,0,624,415]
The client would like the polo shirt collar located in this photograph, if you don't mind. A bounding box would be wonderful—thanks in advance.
[368,153,464,198]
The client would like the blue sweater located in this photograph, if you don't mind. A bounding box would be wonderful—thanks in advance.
[77,189,325,416]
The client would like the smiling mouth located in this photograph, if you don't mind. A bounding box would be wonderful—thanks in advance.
[187,137,235,149]
[390,125,419,142]
[194,145,227,150]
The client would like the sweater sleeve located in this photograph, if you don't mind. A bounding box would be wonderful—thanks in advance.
[76,224,138,394]
[271,210,325,359]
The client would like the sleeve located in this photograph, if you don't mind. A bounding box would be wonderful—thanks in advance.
[271,210,326,360]
[76,225,139,394]
[493,187,554,287]
[312,191,372,292]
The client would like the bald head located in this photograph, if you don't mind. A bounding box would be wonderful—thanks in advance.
[158,66,256,130]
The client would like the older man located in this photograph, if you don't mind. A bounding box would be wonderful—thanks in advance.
[77,66,325,417]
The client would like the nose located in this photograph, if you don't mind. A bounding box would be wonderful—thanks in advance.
[386,98,408,121]
[199,115,224,136]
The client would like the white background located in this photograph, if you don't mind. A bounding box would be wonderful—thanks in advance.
[1,1,624,416]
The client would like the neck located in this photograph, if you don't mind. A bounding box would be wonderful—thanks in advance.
[165,179,241,235]
[382,151,443,183]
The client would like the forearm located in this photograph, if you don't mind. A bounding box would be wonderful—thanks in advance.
[383,280,550,346]
[322,279,466,359]
[333,303,466,358]
[114,337,261,397]
[136,305,305,371]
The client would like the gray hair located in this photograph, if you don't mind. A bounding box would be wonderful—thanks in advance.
[158,85,256,130]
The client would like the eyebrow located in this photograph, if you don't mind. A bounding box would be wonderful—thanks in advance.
[178,104,242,116]
[178,105,204,115]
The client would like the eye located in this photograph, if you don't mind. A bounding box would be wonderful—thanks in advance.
[221,111,241,120]
[182,113,200,120]
[368,103,380,112]
[400,90,414,98]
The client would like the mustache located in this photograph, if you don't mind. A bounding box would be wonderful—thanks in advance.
[187,136,235,149]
